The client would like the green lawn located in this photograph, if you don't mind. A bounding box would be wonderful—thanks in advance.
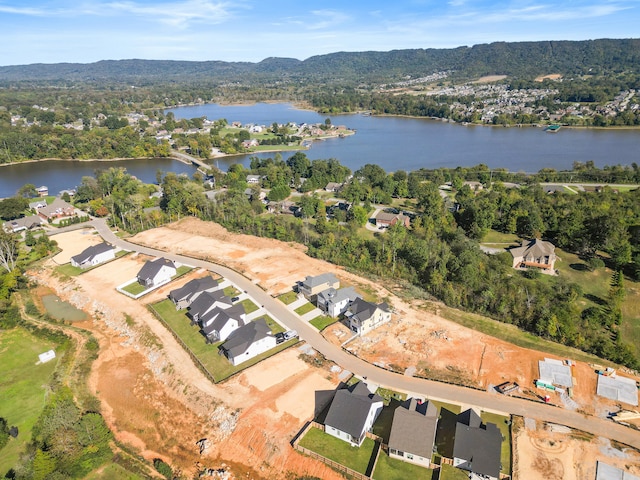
[84,463,144,480]
[375,387,407,405]
[373,453,434,480]
[121,281,146,296]
[223,285,241,298]
[480,230,520,245]
[55,250,128,277]
[150,300,295,382]
[298,427,375,474]
[294,302,316,315]
[439,464,470,480]
[0,329,60,473]
[481,411,511,475]
[309,315,337,331]
[240,298,259,314]
[278,291,298,305]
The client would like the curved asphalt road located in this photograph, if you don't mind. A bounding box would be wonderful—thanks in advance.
[91,219,640,450]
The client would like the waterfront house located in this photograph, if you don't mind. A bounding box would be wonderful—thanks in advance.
[388,398,438,469]
[169,276,219,310]
[136,258,176,288]
[36,186,48,197]
[324,382,384,447]
[316,287,361,318]
[3,215,44,233]
[346,298,391,335]
[29,200,48,211]
[509,238,557,272]
[37,198,75,220]
[219,318,276,366]
[70,242,115,269]
[298,273,340,301]
[246,174,261,184]
[452,409,503,480]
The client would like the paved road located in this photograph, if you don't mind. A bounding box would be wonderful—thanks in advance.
[90,219,640,450]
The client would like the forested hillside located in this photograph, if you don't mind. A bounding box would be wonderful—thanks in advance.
[1,38,639,85]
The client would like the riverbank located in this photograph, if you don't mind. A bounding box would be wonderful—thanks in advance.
[0,156,169,168]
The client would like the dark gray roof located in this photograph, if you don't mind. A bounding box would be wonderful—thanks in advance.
[169,276,218,303]
[187,290,232,320]
[219,318,271,357]
[5,215,43,231]
[388,399,438,458]
[71,242,114,265]
[324,382,383,439]
[137,257,175,281]
[453,409,502,479]
[201,306,245,337]
[349,298,389,322]
[302,272,339,289]
[317,286,361,306]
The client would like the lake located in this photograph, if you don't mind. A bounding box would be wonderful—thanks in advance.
[0,102,638,197]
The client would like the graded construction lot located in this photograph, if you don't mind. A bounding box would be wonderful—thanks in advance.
[26,222,640,478]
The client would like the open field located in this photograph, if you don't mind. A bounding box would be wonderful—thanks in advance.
[0,329,60,474]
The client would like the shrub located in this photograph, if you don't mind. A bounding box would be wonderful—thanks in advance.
[153,458,173,479]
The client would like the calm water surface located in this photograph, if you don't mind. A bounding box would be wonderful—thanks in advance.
[1,102,638,197]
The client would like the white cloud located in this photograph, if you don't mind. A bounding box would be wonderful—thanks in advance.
[307,9,350,30]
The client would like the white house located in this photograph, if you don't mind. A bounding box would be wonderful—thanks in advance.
[3,215,43,233]
[346,298,392,335]
[298,273,340,301]
[200,304,246,343]
[187,290,233,324]
[168,276,219,310]
[452,409,503,480]
[219,318,276,366]
[316,287,361,318]
[70,242,115,269]
[324,382,384,446]
[136,258,177,288]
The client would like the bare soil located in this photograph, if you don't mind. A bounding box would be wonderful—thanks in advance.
[535,74,563,82]
[31,222,640,479]
[513,418,640,480]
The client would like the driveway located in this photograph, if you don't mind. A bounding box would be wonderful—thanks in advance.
[89,218,640,450]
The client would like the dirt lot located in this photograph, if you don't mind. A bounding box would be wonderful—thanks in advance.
[130,218,640,415]
[31,222,640,479]
[535,73,563,82]
[513,417,640,480]
[51,228,105,265]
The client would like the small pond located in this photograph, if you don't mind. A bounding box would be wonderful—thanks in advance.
[41,294,88,322]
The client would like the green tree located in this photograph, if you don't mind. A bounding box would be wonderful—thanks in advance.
[0,197,28,220]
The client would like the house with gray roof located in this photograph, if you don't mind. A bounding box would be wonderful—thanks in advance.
[136,258,176,288]
[509,238,557,272]
[219,318,276,366]
[452,409,503,480]
[71,242,115,269]
[3,215,44,233]
[200,304,246,343]
[388,398,438,469]
[316,286,361,318]
[36,197,76,220]
[169,276,219,310]
[298,273,340,301]
[324,382,384,446]
[187,290,233,323]
[346,298,391,335]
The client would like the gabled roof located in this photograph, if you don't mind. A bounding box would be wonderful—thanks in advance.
[453,409,502,479]
[187,290,232,319]
[317,286,361,306]
[302,272,339,289]
[324,382,383,439]
[37,197,74,218]
[509,238,555,259]
[169,276,218,303]
[137,257,176,281]
[348,298,389,321]
[388,398,438,458]
[220,318,272,357]
[201,306,245,337]
[71,242,114,265]
[5,215,43,231]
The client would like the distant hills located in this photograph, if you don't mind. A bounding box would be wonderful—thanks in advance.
[1,38,639,85]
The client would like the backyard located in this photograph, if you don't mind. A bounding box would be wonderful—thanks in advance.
[150,299,296,382]
[298,427,376,475]
[373,453,434,480]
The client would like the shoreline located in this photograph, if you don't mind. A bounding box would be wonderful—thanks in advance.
[0,156,188,169]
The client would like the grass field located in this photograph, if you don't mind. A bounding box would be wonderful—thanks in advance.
[294,302,316,315]
[0,329,60,473]
[309,315,337,331]
[373,453,434,480]
[298,427,375,474]
[278,291,298,305]
[121,281,146,296]
[480,230,520,245]
[239,298,259,314]
[150,299,295,382]
[439,464,470,480]
[84,463,144,480]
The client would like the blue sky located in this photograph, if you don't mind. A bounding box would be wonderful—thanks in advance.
[1,0,639,66]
